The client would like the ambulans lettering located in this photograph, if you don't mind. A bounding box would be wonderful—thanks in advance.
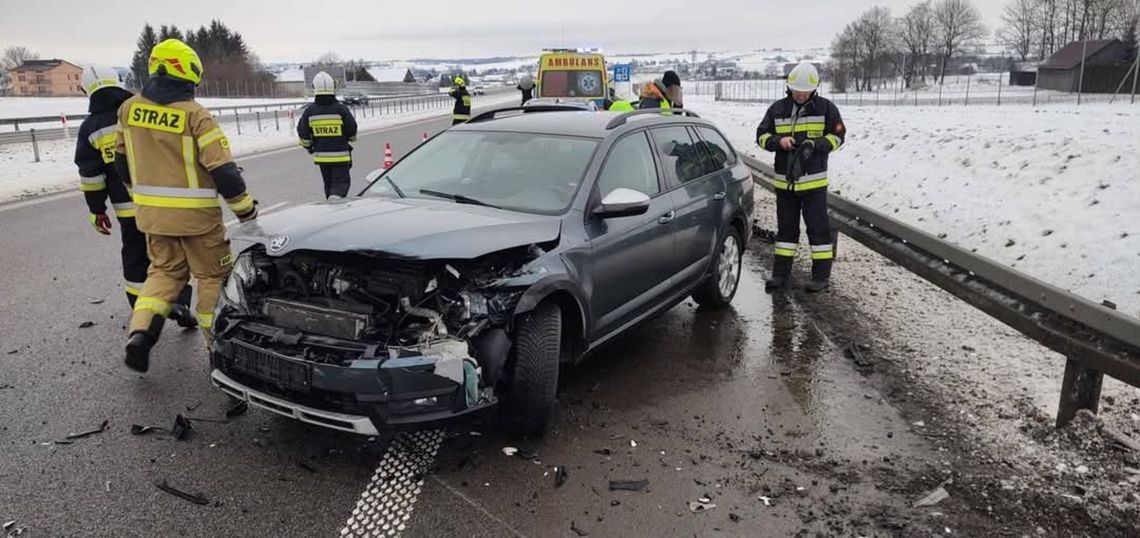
[544,56,603,69]
[127,103,187,134]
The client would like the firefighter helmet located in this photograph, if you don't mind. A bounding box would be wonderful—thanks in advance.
[81,64,123,97]
[148,39,204,85]
[453,75,466,87]
[786,62,820,93]
[313,71,336,95]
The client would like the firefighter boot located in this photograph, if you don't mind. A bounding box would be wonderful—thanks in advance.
[766,256,793,292]
[124,317,165,373]
[806,259,832,293]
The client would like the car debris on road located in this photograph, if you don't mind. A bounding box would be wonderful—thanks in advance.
[609,479,649,492]
[155,480,210,506]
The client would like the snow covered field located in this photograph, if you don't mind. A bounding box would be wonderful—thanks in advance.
[0,92,517,202]
[688,94,1140,318]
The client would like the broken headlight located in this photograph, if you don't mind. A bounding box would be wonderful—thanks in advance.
[220,252,256,308]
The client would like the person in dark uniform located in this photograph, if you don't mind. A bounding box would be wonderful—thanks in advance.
[73,64,195,326]
[517,74,535,105]
[297,71,359,199]
[450,76,472,125]
[755,62,846,293]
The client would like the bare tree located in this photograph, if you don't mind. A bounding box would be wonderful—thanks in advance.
[999,0,1041,60]
[315,52,341,65]
[899,0,937,87]
[854,6,897,91]
[933,0,987,83]
[2,45,39,70]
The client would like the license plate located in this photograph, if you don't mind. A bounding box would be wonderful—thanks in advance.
[230,341,312,392]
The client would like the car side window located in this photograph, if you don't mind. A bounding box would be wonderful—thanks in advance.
[695,126,737,170]
[650,126,706,184]
[595,132,660,199]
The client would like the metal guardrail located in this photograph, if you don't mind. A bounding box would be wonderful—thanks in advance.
[0,89,516,151]
[743,155,1140,427]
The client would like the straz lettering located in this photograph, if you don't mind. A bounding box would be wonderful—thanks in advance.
[312,124,342,137]
[127,103,186,134]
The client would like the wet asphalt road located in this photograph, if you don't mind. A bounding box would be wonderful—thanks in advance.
[2,108,976,537]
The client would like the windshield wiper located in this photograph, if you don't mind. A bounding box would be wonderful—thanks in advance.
[418,189,500,209]
[384,175,406,198]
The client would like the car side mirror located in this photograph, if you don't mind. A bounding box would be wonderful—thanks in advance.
[593,188,651,219]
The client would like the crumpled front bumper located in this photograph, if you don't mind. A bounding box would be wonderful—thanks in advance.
[210,322,496,435]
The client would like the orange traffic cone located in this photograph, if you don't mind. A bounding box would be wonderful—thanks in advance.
[383,142,394,169]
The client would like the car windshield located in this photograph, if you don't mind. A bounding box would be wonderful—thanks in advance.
[365,131,599,215]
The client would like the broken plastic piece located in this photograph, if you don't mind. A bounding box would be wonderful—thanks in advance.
[593,448,613,456]
[914,486,950,508]
[65,419,109,440]
[758,496,772,506]
[225,400,249,418]
[78,321,95,328]
[630,440,637,448]
[556,466,569,487]
[689,500,716,512]
[155,480,209,505]
[502,447,518,456]
[298,461,318,473]
[2,521,14,531]
[171,414,192,440]
[609,479,649,492]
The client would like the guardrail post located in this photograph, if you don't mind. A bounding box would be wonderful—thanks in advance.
[234,110,242,135]
[1056,358,1103,427]
[256,111,262,133]
[30,128,40,162]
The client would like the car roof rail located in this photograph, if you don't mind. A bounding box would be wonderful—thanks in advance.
[465,105,592,124]
[604,108,701,130]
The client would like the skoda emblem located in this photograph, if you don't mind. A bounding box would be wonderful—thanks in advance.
[268,235,290,253]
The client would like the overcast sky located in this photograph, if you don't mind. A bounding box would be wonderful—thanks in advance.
[1,0,1005,66]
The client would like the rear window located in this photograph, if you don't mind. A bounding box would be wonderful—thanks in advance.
[366,131,599,215]
[540,70,605,98]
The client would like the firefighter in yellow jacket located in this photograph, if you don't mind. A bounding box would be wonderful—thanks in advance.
[114,39,258,373]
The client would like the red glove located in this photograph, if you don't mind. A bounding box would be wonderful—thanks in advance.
[89,213,112,235]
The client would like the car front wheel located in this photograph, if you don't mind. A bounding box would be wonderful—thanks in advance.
[505,301,561,436]
[692,227,743,308]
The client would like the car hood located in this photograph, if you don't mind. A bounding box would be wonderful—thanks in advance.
[230,196,562,260]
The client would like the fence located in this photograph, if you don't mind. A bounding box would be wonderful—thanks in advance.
[0,90,507,160]
[691,69,1139,107]
[743,156,1140,428]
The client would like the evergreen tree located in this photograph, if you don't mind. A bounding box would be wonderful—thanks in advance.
[130,24,158,88]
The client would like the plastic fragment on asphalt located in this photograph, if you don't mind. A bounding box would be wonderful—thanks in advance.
[65,419,109,440]
[758,496,773,506]
[594,448,613,456]
[556,466,569,487]
[609,479,649,492]
[570,520,590,537]
[155,480,209,505]
[225,400,249,418]
[185,401,203,411]
[130,424,161,436]
[630,440,637,448]
[78,321,95,328]
[2,521,14,531]
[689,501,717,512]
[171,414,192,440]
[502,447,518,456]
[914,486,951,508]
[298,461,318,473]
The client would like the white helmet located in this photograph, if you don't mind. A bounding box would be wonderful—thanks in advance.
[786,62,821,93]
[81,65,123,97]
[313,71,335,95]
[518,74,534,90]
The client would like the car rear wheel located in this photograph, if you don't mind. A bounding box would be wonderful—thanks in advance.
[506,302,561,436]
[692,227,743,308]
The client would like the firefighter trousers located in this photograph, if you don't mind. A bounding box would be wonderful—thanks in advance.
[119,217,191,310]
[129,222,231,341]
[319,164,352,198]
[773,188,835,281]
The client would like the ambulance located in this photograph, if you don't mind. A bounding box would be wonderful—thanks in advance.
[535,49,609,108]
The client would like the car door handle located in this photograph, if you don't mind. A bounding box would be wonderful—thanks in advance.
[713,191,726,201]
[658,211,676,224]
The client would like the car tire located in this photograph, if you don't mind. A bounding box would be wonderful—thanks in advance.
[692,227,743,308]
[506,301,561,437]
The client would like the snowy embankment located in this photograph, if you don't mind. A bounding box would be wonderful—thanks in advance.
[0,93,517,202]
[689,94,1140,318]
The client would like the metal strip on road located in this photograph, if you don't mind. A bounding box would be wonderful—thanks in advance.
[341,430,444,537]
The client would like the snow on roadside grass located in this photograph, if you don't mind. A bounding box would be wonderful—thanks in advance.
[0,92,518,203]
[689,95,1140,318]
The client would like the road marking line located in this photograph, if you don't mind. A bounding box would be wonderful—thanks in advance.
[224,201,288,227]
[431,475,528,538]
[341,430,443,537]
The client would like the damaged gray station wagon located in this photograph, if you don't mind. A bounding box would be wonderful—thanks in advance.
[210,106,755,436]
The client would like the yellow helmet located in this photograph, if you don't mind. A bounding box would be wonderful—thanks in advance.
[148,39,204,85]
[453,76,466,87]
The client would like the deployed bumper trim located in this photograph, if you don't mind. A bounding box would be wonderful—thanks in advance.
[210,369,381,436]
